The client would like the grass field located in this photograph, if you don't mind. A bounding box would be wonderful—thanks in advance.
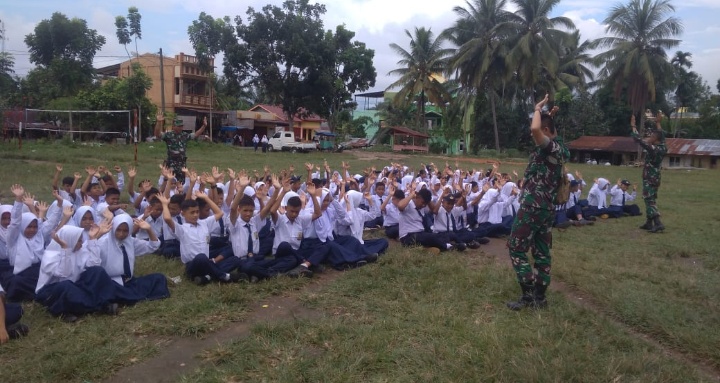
[0,140,718,382]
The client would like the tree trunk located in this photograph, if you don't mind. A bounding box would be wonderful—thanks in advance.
[490,91,500,152]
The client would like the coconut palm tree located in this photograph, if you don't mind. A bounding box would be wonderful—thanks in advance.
[445,0,515,151]
[553,30,596,91]
[387,27,453,130]
[505,0,576,98]
[594,0,683,127]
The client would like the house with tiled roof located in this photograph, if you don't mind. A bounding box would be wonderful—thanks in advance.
[250,104,325,141]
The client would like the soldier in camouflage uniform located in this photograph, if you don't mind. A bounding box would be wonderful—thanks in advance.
[154,114,208,184]
[507,95,569,311]
[631,113,667,233]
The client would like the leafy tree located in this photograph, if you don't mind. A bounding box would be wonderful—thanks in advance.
[115,7,142,60]
[595,0,682,131]
[554,30,596,91]
[318,25,376,132]
[237,0,331,124]
[387,27,452,129]
[24,12,106,97]
[187,12,234,72]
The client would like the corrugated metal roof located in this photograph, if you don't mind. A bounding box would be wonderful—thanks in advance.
[665,138,720,156]
[568,136,720,156]
[388,126,430,138]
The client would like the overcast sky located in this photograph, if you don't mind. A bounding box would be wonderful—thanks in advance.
[1,0,719,97]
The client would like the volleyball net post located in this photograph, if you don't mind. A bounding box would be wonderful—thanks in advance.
[21,108,132,150]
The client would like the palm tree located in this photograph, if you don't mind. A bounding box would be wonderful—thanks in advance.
[671,50,692,69]
[387,27,453,130]
[553,30,596,92]
[595,0,683,129]
[445,0,515,151]
[505,0,576,98]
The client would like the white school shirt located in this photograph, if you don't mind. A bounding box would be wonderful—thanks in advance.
[476,189,500,224]
[369,194,384,218]
[162,214,183,241]
[398,199,428,239]
[7,202,51,274]
[587,179,610,208]
[466,191,482,214]
[207,215,230,238]
[383,201,400,227]
[432,206,464,233]
[272,211,313,253]
[566,190,581,210]
[173,216,217,264]
[609,185,637,206]
[0,205,11,260]
[136,215,164,241]
[229,214,264,258]
[96,215,160,285]
[36,237,102,293]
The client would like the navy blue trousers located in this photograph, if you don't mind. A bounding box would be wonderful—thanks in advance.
[35,266,118,316]
[298,238,332,266]
[209,236,234,259]
[185,254,233,281]
[258,219,275,257]
[400,231,452,251]
[115,273,170,304]
[384,224,399,239]
[328,235,374,268]
[363,216,384,228]
[158,239,181,258]
[4,302,22,327]
[5,263,40,302]
[243,243,299,279]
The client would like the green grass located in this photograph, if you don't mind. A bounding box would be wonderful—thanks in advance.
[0,140,718,382]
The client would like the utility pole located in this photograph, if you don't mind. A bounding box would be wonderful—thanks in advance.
[159,48,166,115]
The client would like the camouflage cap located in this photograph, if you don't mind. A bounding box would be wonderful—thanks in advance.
[173,118,184,127]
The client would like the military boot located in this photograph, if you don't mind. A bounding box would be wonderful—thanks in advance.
[650,216,665,233]
[507,284,535,311]
[639,218,654,230]
[533,284,548,309]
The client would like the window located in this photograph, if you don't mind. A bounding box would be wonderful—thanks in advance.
[285,133,292,138]
[272,132,281,139]
[669,157,680,167]
[174,78,180,95]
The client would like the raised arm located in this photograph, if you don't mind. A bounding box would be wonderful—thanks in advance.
[157,194,175,233]
[531,94,550,147]
[191,116,208,139]
[196,190,223,222]
[229,173,250,225]
[260,175,282,220]
[154,112,165,138]
[52,163,63,191]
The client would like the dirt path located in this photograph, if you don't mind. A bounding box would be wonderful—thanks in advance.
[106,238,720,383]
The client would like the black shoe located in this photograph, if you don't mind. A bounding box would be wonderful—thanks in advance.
[507,294,536,311]
[310,264,326,274]
[476,237,490,245]
[7,323,29,339]
[650,216,665,233]
[365,253,379,263]
[554,221,572,229]
[249,275,260,284]
[61,314,79,323]
[286,264,313,278]
[639,219,654,230]
[229,271,249,283]
[586,216,597,221]
[194,276,208,286]
[452,242,467,252]
[355,260,368,268]
[103,303,119,316]
[466,241,481,249]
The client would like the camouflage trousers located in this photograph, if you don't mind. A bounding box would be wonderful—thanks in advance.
[642,180,660,218]
[165,156,187,184]
[507,206,554,289]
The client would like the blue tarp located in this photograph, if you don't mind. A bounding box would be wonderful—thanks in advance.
[315,130,336,137]
[220,126,239,132]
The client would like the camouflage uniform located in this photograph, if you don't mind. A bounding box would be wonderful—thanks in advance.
[632,130,666,218]
[507,137,569,305]
[162,131,193,183]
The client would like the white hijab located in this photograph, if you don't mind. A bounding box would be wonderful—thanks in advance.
[99,214,135,284]
[11,212,45,273]
[36,226,89,292]
[0,205,12,254]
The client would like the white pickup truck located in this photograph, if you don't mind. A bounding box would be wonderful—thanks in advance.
[267,131,317,153]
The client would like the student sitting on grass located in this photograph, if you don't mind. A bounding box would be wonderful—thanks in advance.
[35,224,123,322]
[229,173,295,282]
[1,283,28,344]
[276,181,323,278]
[158,191,243,286]
[381,186,401,240]
[3,185,61,302]
[94,214,170,303]
[0,205,14,277]
[396,185,459,254]
[608,179,641,218]
[157,194,185,258]
[585,178,612,218]
[337,190,389,257]
[72,205,99,242]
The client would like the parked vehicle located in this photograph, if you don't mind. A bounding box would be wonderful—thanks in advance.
[267,131,317,153]
[340,137,371,149]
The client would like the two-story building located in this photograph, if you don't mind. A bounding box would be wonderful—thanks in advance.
[96,52,215,130]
